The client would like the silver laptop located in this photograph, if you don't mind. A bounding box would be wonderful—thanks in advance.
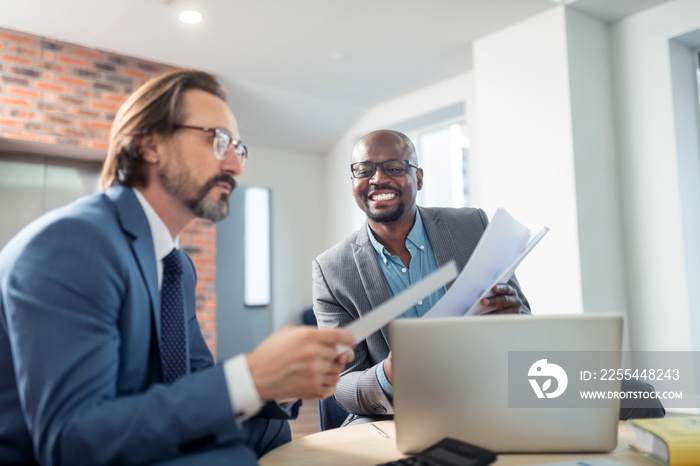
[391,314,623,454]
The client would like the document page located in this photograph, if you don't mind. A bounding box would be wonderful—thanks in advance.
[465,225,549,315]
[336,261,458,354]
[424,208,544,318]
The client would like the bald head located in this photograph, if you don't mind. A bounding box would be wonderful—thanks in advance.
[350,129,423,225]
[351,130,418,165]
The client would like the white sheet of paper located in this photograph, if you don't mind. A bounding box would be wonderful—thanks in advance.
[336,261,458,354]
[466,226,549,315]
[423,208,532,318]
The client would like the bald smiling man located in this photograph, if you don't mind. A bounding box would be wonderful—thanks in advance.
[312,129,530,426]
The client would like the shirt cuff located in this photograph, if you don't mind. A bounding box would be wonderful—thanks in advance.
[223,354,264,422]
[376,360,394,401]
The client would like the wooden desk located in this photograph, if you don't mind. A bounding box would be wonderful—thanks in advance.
[260,420,653,466]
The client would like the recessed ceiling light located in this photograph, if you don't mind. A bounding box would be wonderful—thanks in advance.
[179,10,202,24]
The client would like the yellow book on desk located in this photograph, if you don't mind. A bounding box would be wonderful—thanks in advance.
[628,417,700,466]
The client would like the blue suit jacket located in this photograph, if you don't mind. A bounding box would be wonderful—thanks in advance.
[0,185,294,465]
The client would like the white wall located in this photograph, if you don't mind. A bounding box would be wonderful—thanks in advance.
[237,144,325,328]
[669,32,700,352]
[473,7,583,316]
[610,0,700,351]
[323,73,472,249]
[566,9,628,321]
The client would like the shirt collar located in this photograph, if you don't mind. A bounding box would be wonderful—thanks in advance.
[405,209,428,250]
[366,209,426,257]
[132,187,177,261]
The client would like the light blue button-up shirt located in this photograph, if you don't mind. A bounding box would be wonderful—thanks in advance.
[367,209,445,399]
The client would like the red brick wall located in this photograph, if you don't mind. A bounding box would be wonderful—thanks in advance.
[0,27,218,359]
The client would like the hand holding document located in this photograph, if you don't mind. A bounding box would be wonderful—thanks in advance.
[425,208,548,318]
[466,225,548,315]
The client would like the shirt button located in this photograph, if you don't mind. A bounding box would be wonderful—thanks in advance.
[418,300,423,305]
[383,258,387,264]
[401,268,407,273]
[420,245,425,250]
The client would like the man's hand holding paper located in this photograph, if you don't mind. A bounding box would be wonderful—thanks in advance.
[478,283,524,315]
[426,208,548,318]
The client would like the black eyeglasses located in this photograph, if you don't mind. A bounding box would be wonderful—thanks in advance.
[174,125,248,165]
[350,159,419,179]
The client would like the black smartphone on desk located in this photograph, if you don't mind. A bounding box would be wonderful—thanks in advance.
[375,438,496,466]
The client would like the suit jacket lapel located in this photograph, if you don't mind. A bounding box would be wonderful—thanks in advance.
[419,207,468,291]
[352,223,391,346]
[105,185,161,345]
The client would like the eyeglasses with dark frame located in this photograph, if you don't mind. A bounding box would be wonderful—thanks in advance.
[174,125,248,165]
[350,159,419,179]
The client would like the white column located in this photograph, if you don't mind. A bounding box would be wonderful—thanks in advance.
[472,7,587,317]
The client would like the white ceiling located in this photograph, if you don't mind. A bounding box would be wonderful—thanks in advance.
[0,0,671,154]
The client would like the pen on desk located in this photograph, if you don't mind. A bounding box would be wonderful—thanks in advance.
[370,423,390,439]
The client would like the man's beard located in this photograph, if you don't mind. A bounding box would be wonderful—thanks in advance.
[364,186,404,223]
[367,202,405,223]
[159,158,235,223]
[188,175,235,222]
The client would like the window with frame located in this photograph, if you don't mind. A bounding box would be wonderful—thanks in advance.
[407,120,470,209]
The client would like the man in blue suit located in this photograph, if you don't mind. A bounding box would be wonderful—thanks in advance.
[0,70,354,465]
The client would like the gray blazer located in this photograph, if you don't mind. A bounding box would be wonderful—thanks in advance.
[312,206,530,417]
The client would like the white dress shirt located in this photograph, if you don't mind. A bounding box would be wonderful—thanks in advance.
[133,188,263,422]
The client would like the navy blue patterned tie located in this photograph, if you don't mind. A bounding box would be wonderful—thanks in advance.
[161,248,187,384]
